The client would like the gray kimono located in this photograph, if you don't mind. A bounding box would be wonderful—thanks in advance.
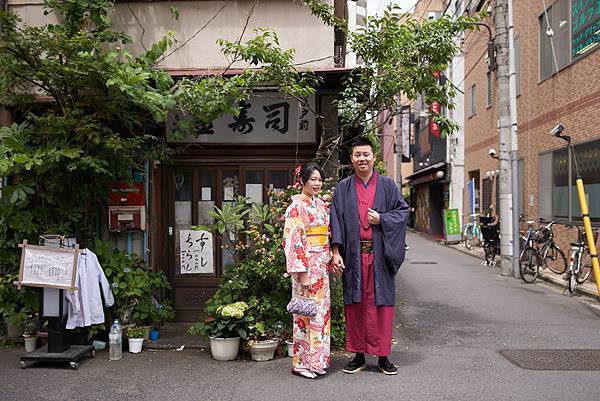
[330,174,410,306]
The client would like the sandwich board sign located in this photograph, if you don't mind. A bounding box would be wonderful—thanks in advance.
[17,240,79,290]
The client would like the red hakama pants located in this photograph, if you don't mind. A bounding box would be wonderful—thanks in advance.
[344,252,395,356]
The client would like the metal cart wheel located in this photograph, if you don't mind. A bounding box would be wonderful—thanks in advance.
[69,362,80,370]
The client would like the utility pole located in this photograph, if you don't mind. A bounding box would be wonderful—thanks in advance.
[495,0,514,276]
[508,0,520,279]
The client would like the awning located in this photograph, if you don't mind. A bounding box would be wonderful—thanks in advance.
[405,161,447,187]
[164,67,355,76]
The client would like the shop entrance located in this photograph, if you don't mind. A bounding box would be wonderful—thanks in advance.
[165,163,294,321]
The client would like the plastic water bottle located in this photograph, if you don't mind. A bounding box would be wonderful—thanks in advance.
[109,319,122,361]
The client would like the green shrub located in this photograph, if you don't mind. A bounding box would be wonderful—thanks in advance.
[126,327,144,339]
[0,273,39,327]
[94,241,175,327]
[188,301,250,339]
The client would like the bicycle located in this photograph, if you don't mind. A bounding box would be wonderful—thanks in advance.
[564,225,596,294]
[480,215,500,266]
[463,213,483,250]
[536,219,567,276]
[519,219,567,283]
[519,219,541,283]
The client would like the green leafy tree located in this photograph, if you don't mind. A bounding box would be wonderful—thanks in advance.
[0,1,321,274]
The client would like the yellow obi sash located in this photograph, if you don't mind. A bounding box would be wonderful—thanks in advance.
[306,225,329,246]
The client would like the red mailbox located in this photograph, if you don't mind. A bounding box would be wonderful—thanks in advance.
[109,182,145,206]
[108,206,146,232]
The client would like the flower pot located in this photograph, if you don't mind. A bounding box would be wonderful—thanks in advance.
[249,339,278,362]
[285,340,294,357]
[142,326,152,341]
[23,335,37,353]
[149,330,159,341]
[209,337,240,361]
[128,338,144,353]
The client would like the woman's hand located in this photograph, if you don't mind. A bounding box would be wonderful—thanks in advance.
[330,253,345,275]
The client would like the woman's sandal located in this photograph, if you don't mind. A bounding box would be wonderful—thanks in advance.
[291,369,317,379]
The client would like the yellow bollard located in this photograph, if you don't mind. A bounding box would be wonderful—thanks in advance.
[575,179,600,297]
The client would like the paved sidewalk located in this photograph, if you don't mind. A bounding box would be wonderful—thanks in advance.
[441,237,600,301]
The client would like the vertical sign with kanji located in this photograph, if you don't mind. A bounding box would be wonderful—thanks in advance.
[180,230,214,274]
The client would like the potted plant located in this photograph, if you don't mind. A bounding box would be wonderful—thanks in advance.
[127,327,144,353]
[188,301,249,361]
[22,314,39,353]
[247,321,279,362]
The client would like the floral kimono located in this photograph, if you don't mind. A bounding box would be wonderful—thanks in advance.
[283,194,331,373]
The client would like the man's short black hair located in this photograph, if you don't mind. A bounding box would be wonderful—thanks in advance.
[351,136,374,151]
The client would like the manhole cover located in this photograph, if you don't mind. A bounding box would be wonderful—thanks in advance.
[499,349,600,371]
[410,261,438,265]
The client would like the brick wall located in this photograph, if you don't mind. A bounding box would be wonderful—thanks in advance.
[463,1,600,251]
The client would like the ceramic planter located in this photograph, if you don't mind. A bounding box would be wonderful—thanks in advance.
[128,338,144,353]
[209,337,240,361]
[142,326,152,341]
[249,339,278,361]
[23,335,37,353]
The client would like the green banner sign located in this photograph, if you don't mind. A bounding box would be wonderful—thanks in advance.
[443,209,461,242]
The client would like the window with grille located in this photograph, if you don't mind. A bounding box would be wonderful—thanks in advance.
[482,177,492,213]
[514,36,521,96]
[539,139,600,222]
[486,71,492,108]
[539,0,570,81]
[468,83,476,117]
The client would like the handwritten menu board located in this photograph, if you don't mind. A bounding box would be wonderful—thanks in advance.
[18,241,79,290]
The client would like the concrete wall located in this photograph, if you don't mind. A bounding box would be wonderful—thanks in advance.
[7,0,335,70]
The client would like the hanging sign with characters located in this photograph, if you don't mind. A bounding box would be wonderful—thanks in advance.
[179,230,214,274]
[167,92,316,144]
[17,240,79,290]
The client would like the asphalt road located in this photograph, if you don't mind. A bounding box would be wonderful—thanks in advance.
[2,232,600,401]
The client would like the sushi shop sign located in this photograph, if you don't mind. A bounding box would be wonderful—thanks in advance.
[167,93,316,144]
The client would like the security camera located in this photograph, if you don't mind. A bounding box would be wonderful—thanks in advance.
[549,123,565,138]
[488,148,497,158]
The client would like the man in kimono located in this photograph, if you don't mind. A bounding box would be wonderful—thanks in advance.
[330,136,410,375]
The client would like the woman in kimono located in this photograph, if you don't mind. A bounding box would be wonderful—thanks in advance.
[283,163,331,379]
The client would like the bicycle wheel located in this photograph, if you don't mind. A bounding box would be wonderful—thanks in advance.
[464,226,474,250]
[519,247,539,283]
[576,249,592,284]
[543,243,567,274]
[568,270,578,293]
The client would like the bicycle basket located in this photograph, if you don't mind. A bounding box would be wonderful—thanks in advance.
[535,227,550,244]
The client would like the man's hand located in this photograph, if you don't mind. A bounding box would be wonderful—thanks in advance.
[330,253,345,275]
[367,208,380,225]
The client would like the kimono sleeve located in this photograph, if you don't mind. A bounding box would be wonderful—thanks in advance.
[282,201,310,273]
[329,185,345,251]
[379,182,410,274]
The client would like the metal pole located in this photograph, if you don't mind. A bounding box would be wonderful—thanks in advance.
[508,0,520,278]
[568,144,600,296]
[495,0,514,276]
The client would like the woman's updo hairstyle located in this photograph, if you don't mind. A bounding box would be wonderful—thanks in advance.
[299,163,325,185]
